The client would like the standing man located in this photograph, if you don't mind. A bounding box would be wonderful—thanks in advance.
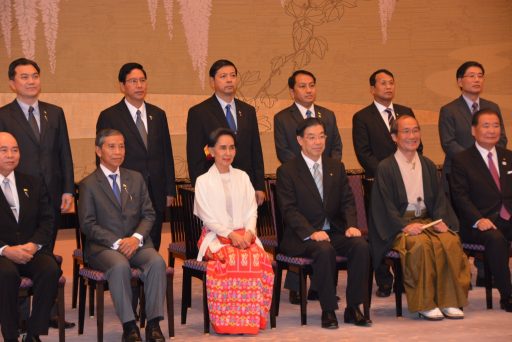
[274,69,342,164]
[0,58,75,329]
[274,69,343,304]
[0,132,61,342]
[277,118,371,329]
[352,69,417,297]
[450,109,512,313]
[439,61,507,186]
[97,63,176,251]
[79,129,167,341]
[186,59,265,205]
[0,58,74,250]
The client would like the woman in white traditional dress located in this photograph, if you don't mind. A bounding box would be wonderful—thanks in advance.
[194,127,273,334]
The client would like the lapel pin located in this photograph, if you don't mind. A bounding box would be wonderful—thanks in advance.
[122,184,133,200]
[238,110,242,118]
[149,115,153,120]
[23,188,29,198]
[43,110,48,121]
[329,172,333,176]
[502,158,507,166]
[317,111,322,119]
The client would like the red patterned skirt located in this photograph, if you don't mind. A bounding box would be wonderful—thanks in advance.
[200,230,274,334]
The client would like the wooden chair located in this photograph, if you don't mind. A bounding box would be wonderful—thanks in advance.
[167,179,191,267]
[256,176,278,255]
[179,186,210,334]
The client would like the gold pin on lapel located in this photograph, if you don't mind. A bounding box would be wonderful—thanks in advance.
[329,173,333,176]
[43,110,48,121]
[122,184,133,200]
[317,111,322,119]
[149,115,153,120]
[23,188,29,198]
[238,110,242,118]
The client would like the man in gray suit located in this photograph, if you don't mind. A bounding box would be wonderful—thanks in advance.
[439,60,508,286]
[439,61,507,185]
[78,129,166,342]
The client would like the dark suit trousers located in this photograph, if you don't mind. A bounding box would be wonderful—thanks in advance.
[0,253,60,339]
[470,217,512,299]
[287,232,370,311]
[147,179,164,252]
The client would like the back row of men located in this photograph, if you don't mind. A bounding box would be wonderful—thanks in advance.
[0,57,510,339]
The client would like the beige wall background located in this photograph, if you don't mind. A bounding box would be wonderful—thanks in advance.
[0,0,511,180]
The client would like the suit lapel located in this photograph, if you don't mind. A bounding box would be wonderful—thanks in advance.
[95,169,122,209]
[290,104,305,124]
[15,173,29,223]
[457,96,473,128]
[297,158,324,204]
[38,102,48,141]
[119,170,131,210]
[322,159,335,206]
[119,100,148,151]
[371,103,393,138]
[0,181,16,222]
[210,96,230,128]
[10,100,40,144]
[496,148,511,190]
[470,146,500,193]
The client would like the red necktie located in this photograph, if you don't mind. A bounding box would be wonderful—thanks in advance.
[487,152,511,220]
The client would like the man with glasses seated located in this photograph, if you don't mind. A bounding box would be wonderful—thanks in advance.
[370,115,470,321]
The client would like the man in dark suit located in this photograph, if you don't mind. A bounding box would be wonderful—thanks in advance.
[0,132,61,342]
[352,69,417,297]
[79,129,167,341]
[0,58,74,330]
[277,118,371,329]
[97,63,176,251]
[450,109,512,313]
[0,58,74,249]
[274,69,342,164]
[186,59,265,205]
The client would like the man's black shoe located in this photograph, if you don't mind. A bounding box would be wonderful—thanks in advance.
[375,286,392,298]
[343,306,372,326]
[321,310,339,329]
[122,326,142,342]
[49,318,75,329]
[289,290,300,305]
[500,296,512,312]
[145,321,165,342]
[22,335,41,342]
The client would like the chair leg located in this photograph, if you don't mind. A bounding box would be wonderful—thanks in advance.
[89,284,95,318]
[139,283,146,328]
[483,256,493,309]
[274,263,283,317]
[78,277,86,335]
[392,258,403,317]
[58,281,65,342]
[181,267,191,324]
[299,268,307,326]
[202,273,209,334]
[72,259,79,309]
[96,282,105,342]
[166,271,175,338]
[169,254,175,268]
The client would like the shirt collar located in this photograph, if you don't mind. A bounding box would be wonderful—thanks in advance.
[373,100,394,114]
[16,98,39,115]
[475,141,497,160]
[394,149,419,165]
[0,171,16,185]
[295,102,315,118]
[462,94,479,111]
[215,94,235,112]
[301,152,322,171]
[124,98,146,119]
[99,164,120,179]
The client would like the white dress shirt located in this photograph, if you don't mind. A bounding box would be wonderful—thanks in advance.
[124,99,148,132]
[374,100,395,131]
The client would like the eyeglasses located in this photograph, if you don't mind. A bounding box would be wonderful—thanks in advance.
[304,134,327,142]
[462,73,484,79]
[125,78,147,85]
[398,128,420,135]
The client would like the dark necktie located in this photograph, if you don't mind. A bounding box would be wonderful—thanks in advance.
[471,102,479,114]
[385,108,394,130]
[306,109,313,118]
[3,178,18,221]
[225,104,237,132]
[135,110,148,148]
[487,152,511,220]
[28,106,40,141]
[109,174,121,204]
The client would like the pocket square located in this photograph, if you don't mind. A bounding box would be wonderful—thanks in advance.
[507,170,512,175]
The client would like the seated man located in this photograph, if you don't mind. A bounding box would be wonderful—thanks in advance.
[276,118,371,329]
[0,132,60,342]
[78,129,166,342]
[450,109,512,312]
[370,115,470,320]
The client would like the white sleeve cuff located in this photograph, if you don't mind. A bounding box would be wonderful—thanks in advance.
[132,233,143,247]
[0,245,7,256]
[111,239,121,250]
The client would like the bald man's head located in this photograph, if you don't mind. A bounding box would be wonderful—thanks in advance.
[0,132,20,176]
